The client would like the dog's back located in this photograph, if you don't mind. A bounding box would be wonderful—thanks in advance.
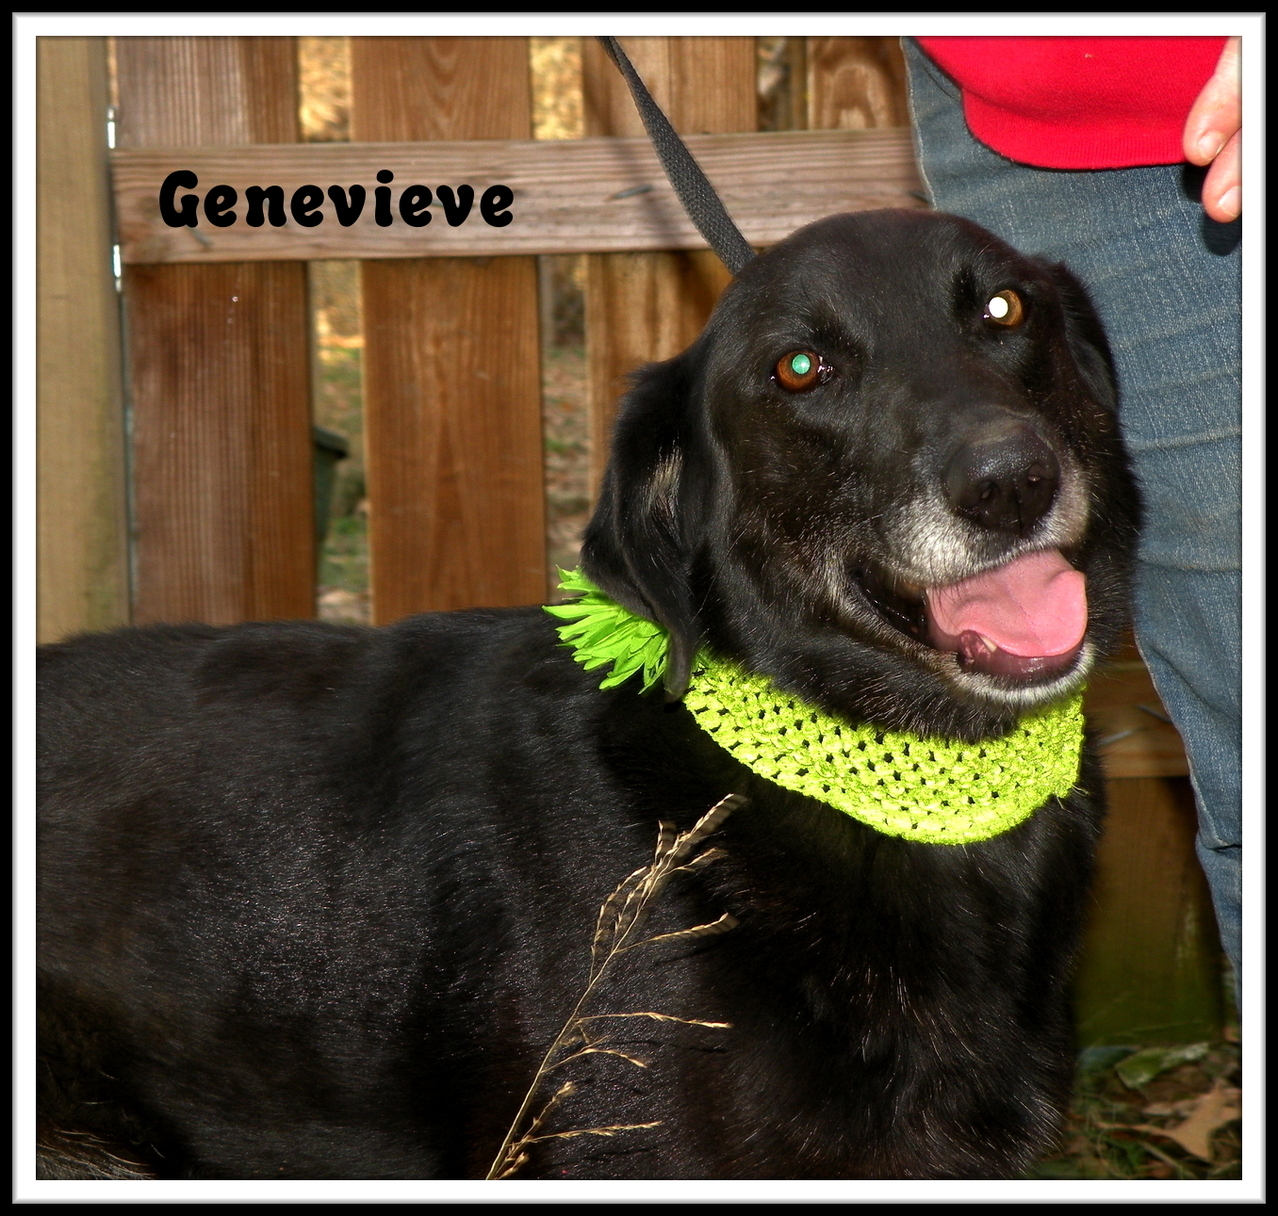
[39,612,617,1178]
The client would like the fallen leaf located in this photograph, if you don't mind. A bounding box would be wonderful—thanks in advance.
[1105,1078,1241,1161]
[1114,1042,1210,1089]
[1142,1097,1198,1118]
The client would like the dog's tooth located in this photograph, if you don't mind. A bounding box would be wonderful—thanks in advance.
[981,635,998,653]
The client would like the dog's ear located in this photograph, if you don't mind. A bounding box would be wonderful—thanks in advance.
[1039,260,1120,413]
[580,349,702,699]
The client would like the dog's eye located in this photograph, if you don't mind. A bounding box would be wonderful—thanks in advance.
[984,290,1025,328]
[775,351,828,392]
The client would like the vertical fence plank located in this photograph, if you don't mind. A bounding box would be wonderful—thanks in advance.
[1073,776,1225,1045]
[1076,639,1225,1043]
[116,37,315,625]
[350,37,545,621]
[805,36,912,130]
[581,37,753,492]
[37,37,129,642]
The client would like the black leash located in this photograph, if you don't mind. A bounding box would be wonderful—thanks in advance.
[597,36,756,276]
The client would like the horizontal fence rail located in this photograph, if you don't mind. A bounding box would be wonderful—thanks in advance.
[112,128,925,263]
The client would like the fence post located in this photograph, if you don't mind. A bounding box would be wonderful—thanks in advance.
[116,37,315,625]
[37,37,130,642]
[1073,774,1225,1044]
[350,37,546,621]
[580,37,753,493]
[1076,642,1226,1044]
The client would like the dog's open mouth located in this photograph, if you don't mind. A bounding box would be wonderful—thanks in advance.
[858,549,1087,683]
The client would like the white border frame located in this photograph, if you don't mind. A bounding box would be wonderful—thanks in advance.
[13,11,1265,1205]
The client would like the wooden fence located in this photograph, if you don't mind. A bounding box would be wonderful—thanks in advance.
[36,34,1224,1045]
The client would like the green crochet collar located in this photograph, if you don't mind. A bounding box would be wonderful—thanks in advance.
[545,569,1083,846]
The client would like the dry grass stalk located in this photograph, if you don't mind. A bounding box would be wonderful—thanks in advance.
[486,793,745,1180]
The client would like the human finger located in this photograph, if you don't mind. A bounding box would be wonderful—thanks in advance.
[1183,36,1241,166]
[1201,129,1241,222]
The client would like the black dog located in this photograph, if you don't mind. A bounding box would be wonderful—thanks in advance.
[37,209,1140,1180]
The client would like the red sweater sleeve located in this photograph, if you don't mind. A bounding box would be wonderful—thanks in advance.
[916,37,1227,170]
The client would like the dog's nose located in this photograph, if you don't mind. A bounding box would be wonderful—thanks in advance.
[944,422,1060,536]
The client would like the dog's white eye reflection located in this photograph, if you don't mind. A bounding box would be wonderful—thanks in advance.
[985,289,1025,328]
[775,350,826,392]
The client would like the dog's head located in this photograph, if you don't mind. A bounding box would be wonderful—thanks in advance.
[582,210,1141,740]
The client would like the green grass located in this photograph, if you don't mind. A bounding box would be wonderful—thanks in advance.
[317,511,370,624]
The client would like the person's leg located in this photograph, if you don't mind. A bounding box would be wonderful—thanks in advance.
[902,38,1242,981]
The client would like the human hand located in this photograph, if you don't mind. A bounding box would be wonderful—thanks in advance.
[1183,37,1240,223]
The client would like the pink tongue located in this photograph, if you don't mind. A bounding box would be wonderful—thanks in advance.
[925,549,1086,658]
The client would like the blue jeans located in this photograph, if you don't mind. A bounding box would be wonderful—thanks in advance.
[903,39,1242,984]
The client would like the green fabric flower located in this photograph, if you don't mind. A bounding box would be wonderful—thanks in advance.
[544,568,671,693]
